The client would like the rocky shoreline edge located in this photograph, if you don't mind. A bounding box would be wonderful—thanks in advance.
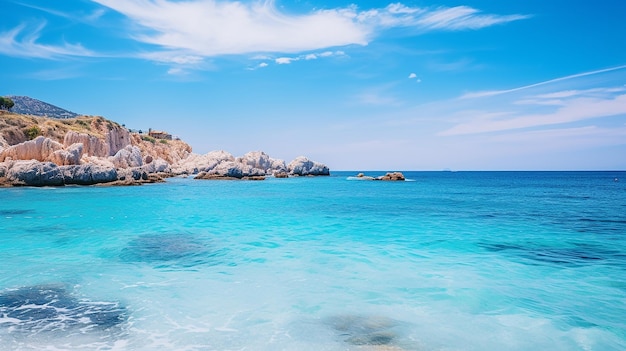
[0,114,329,187]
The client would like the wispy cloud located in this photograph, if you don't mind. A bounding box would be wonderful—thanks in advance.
[438,66,626,136]
[4,1,530,66]
[273,50,345,65]
[440,94,626,135]
[415,6,529,30]
[357,92,400,106]
[0,22,96,59]
[89,0,528,64]
[461,64,626,99]
[14,2,107,23]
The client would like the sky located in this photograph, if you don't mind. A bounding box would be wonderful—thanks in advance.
[1,0,626,170]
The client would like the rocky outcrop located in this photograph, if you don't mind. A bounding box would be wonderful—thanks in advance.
[353,172,406,181]
[59,164,118,185]
[110,145,143,169]
[288,156,330,176]
[2,160,64,186]
[237,151,287,173]
[0,160,165,186]
[379,172,405,181]
[0,114,331,186]
[194,160,267,180]
[64,128,131,158]
[0,136,63,163]
[142,157,170,173]
[51,142,83,166]
[64,131,108,157]
[129,133,191,166]
[172,150,235,174]
[185,151,328,180]
[0,136,85,166]
[0,134,8,150]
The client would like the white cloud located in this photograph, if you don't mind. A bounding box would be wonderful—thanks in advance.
[416,6,529,30]
[91,0,369,57]
[271,50,345,66]
[140,52,204,65]
[408,73,417,79]
[304,54,318,60]
[440,94,626,136]
[426,65,626,139]
[0,22,96,59]
[167,67,185,75]
[245,61,269,71]
[275,57,296,65]
[89,0,529,63]
[5,1,531,65]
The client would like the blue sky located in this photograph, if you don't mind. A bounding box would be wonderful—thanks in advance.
[2,0,625,170]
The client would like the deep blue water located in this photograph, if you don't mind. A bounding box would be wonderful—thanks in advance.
[1,171,625,350]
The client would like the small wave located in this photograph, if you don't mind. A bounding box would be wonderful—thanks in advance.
[0,209,34,216]
[0,284,126,335]
[479,242,623,267]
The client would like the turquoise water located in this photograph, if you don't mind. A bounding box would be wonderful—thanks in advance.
[1,171,625,350]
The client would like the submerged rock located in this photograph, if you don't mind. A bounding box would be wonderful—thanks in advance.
[0,284,126,334]
[120,233,224,268]
[326,314,400,347]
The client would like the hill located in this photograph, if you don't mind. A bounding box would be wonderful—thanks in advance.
[6,96,79,119]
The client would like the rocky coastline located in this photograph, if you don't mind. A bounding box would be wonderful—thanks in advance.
[0,112,329,187]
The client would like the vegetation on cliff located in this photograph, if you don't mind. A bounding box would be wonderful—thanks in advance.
[0,111,191,164]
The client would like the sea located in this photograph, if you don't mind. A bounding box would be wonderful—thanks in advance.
[0,171,624,351]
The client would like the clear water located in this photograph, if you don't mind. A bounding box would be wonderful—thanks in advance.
[1,171,625,350]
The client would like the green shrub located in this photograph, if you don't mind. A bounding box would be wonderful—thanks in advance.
[142,136,156,144]
[24,125,41,140]
[159,139,168,144]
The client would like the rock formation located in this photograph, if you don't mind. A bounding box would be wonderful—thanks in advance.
[288,156,330,176]
[353,172,406,181]
[0,112,330,186]
[379,172,405,181]
[3,160,65,186]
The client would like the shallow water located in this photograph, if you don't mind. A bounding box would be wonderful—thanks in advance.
[1,171,625,350]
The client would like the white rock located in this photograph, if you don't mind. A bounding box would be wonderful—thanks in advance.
[110,145,143,169]
[287,156,330,176]
[0,136,64,163]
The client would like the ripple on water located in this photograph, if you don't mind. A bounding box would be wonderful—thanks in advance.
[0,284,126,336]
[479,242,626,267]
[0,209,35,217]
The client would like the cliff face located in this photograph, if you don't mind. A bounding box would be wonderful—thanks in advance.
[0,112,191,168]
[0,111,329,186]
[129,133,192,165]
